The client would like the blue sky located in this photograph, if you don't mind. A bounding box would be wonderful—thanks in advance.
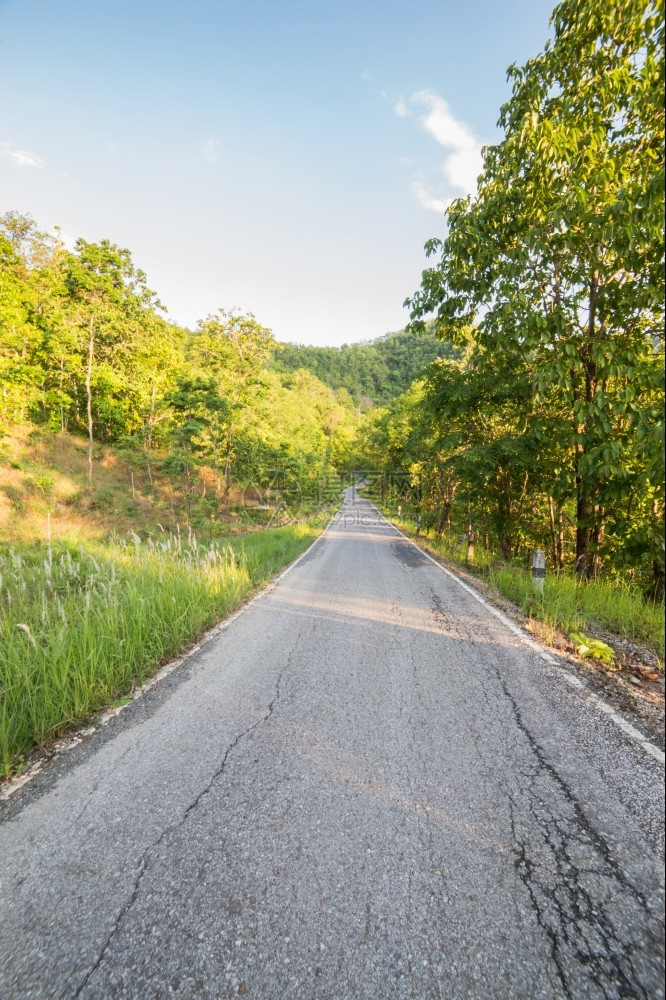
[1,0,554,345]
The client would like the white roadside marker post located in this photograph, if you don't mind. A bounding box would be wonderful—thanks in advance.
[532,549,546,593]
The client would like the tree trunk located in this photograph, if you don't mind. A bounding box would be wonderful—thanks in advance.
[212,437,221,494]
[436,500,450,538]
[86,315,94,490]
[498,534,512,560]
[224,434,232,494]
[575,482,592,578]
[649,561,664,603]
[436,476,457,537]
[466,503,474,563]
[145,385,155,485]
[573,371,595,579]
[59,358,66,433]
[576,277,602,578]
[548,495,558,570]
[647,498,665,601]
[591,506,604,578]
[184,454,192,525]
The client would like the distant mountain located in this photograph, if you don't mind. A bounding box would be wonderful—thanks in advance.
[270,328,461,405]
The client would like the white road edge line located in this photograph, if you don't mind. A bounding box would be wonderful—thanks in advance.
[3,498,662,802]
[368,501,665,767]
[0,513,337,802]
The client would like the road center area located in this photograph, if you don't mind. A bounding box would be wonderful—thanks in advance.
[1,493,664,1000]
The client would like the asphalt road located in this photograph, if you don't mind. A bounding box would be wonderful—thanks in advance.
[1,491,664,1000]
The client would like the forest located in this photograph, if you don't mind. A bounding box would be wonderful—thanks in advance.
[361,0,664,600]
[0,214,364,528]
[0,0,663,774]
[0,212,464,528]
[270,330,461,405]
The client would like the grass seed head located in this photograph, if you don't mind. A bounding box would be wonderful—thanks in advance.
[15,622,37,647]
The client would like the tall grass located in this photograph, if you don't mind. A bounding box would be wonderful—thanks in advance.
[486,566,664,655]
[0,521,323,777]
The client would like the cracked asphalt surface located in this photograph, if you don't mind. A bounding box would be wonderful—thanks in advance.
[1,492,664,999]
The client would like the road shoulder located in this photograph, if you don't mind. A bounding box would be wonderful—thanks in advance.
[381,513,665,755]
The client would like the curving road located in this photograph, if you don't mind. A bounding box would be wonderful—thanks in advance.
[1,491,664,999]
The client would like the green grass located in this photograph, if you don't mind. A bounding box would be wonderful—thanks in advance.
[486,566,664,656]
[381,507,664,661]
[0,518,326,777]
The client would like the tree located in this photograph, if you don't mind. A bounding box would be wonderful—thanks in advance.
[408,0,664,589]
[0,236,42,426]
[64,240,162,488]
[163,377,229,522]
[189,310,277,490]
[0,214,67,427]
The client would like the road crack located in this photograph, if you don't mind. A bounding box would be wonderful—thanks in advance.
[72,671,284,999]
[498,671,663,1000]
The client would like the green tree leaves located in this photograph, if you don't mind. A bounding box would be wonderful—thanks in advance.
[405,0,664,594]
[0,225,361,526]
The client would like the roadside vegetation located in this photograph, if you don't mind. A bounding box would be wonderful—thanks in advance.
[1,0,663,773]
[357,0,664,605]
[0,210,362,776]
[0,520,325,777]
[0,196,437,779]
[378,507,664,659]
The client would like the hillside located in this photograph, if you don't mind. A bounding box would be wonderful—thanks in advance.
[0,426,229,544]
[0,421,352,545]
[270,328,461,405]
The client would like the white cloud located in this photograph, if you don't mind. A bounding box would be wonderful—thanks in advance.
[394,97,408,118]
[395,90,483,210]
[410,182,451,214]
[0,144,44,167]
[443,148,483,192]
[411,89,478,156]
[201,139,220,163]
